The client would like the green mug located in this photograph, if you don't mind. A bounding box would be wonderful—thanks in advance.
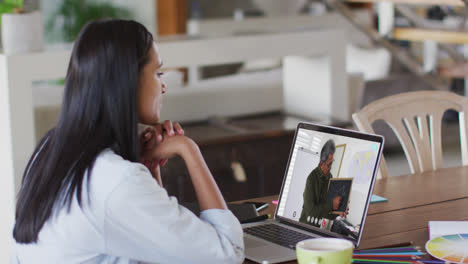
[296,238,353,264]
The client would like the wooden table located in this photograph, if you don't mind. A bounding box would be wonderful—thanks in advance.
[242,166,468,263]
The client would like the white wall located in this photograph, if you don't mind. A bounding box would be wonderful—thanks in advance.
[283,148,320,221]
[0,55,16,264]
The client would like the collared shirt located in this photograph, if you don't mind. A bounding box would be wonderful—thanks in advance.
[299,166,337,225]
[12,149,244,264]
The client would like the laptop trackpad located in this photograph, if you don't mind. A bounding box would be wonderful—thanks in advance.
[244,236,297,263]
[245,244,296,263]
[245,237,271,248]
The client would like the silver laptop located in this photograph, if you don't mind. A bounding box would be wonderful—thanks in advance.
[243,122,384,263]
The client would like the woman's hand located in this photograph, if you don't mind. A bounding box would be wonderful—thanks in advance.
[149,135,197,160]
[141,121,226,211]
[140,120,184,183]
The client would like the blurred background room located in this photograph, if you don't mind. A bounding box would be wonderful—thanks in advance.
[2,0,468,260]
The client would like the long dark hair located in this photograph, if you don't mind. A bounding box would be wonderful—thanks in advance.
[13,19,154,243]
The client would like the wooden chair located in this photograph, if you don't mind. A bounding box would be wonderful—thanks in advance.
[352,91,468,178]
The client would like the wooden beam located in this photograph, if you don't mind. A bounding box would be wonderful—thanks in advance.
[394,27,468,44]
[157,0,188,82]
[395,5,467,63]
[346,0,464,6]
[157,0,187,36]
[324,0,448,90]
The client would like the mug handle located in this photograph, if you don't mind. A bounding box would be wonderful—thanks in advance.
[307,256,321,264]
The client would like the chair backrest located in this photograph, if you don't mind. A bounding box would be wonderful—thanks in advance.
[352,91,468,178]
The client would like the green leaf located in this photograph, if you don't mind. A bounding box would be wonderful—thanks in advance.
[0,2,17,27]
[1,0,23,9]
[46,0,133,43]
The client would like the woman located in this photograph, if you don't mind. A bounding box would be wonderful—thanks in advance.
[12,19,244,264]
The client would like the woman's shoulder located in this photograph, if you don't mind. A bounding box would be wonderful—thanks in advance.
[94,148,147,171]
[93,148,138,174]
[88,148,153,198]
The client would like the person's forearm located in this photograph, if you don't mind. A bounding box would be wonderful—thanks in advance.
[181,140,227,211]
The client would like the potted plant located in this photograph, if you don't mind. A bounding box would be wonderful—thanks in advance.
[46,0,132,43]
[1,0,44,54]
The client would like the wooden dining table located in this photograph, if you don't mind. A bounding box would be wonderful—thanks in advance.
[241,166,468,264]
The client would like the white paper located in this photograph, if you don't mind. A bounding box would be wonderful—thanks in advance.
[429,221,468,240]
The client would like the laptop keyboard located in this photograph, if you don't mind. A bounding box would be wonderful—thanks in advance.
[244,223,314,249]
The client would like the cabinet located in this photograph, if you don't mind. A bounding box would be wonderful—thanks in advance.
[161,134,293,202]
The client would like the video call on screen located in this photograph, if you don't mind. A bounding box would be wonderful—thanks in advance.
[277,128,381,241]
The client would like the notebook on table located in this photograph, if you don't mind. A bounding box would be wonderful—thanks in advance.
[243,122,384,264]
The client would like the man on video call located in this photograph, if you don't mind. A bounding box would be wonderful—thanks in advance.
[299,139,348,226]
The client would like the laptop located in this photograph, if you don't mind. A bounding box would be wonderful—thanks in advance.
[243,122,384,263]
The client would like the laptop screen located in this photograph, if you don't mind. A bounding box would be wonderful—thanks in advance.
[276,123,383,244]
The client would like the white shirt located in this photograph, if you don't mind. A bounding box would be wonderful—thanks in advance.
[12,149,245,264]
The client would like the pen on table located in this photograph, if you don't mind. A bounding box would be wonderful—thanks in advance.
[354,257,423,261]
[353,258,447,264]
[242,214,270,224]
[353,260,411,264]
[355,247,421,253]
[354,250,420,254]
[353,259,448,264]
[354,252,425,256]
[362,242,413,250]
